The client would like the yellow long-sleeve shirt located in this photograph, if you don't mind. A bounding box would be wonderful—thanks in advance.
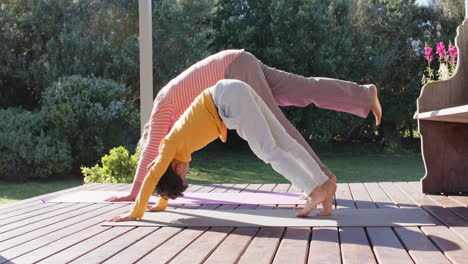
[131,88,227,219]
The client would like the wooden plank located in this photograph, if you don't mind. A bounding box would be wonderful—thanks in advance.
[237,227,284,264]
[396,182,468,242]
[1,204,131,264]
[427,194,468,220]
[335,183,355,209]
[414,104,468,123]
[38,226,135,264]
[136,227,208,264]
[0,203,110,251]
[225,183,249,193]
[379,182,452,264]
[0,202,88,234]
[204,228,258,264]
[308,227,341,264]
[69,227,157,264]
[363,183,415,263]
[449,195,468,207]
[350,182,413,263]
[158,186,234,263]
[340,184,377,263]
[204,185,265,262]
[242,183,263,192]
[348,183,376,209]
[366,227,414,263]
[0,201,67,223]
[104,182,213,263]
[169,227,232,264]
[272,227,310,264]
[0,203,93,244]
[378,182,419,209]
[363,182,398,208]
[185,184,207,192]
[422,226,468,264]
[102,227,182,264]
[340,227,377,264]
[406,182,468,221]
[393,226,451,264]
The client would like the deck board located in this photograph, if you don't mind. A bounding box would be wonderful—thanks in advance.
[0,182,465,264]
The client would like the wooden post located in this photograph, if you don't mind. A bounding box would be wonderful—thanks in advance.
[138,0,153,134]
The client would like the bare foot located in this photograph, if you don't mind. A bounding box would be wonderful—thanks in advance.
[316,176,337,216]
[370,85,382,126]
[296,186,327,217]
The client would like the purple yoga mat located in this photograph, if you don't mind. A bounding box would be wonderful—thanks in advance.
[42,191,306,205]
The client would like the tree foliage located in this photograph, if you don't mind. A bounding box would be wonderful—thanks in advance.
[0,0,465,179]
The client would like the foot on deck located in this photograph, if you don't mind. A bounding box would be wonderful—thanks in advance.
[296,176,336,217]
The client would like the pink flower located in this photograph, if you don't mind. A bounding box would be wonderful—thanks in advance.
[436,41,446,58]
[448,43,458,58]
[424,45,434,62]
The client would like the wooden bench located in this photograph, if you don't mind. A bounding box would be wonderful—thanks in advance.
[414,19,468,194]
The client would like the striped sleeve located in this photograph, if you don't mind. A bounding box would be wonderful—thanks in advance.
[129,100,176,198]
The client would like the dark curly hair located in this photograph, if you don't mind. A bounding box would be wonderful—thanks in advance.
[153,164,188,200]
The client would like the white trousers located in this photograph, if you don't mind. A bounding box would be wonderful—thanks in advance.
[211,79,328,194]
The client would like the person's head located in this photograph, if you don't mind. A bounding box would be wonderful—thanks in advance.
[153,159,189,199]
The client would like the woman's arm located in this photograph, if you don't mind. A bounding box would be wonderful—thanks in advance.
[106,103,175,202]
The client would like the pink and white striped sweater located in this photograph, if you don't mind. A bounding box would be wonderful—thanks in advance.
[130,49,243,197]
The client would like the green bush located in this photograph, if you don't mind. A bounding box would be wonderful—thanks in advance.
[41,75,138,169]
[0,108,72,181]
[82,146,139,183]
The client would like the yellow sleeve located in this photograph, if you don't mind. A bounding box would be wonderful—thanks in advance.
[130,140,175,219]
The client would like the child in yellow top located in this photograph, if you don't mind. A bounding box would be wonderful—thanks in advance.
[110,80,339,222]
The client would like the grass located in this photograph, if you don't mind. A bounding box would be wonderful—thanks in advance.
[0,180,82,205]
[186,148,425,184]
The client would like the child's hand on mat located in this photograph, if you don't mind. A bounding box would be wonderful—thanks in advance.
[105,194,136,202]
[108,214,138,222]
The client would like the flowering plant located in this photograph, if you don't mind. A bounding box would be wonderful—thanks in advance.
[422,41,458,84]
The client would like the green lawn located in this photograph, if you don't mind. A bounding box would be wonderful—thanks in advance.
[0,180,82,205]
[186,149,425,184]
[0,149,425,205]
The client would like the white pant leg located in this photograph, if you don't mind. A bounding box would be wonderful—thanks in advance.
[211,79,328,194]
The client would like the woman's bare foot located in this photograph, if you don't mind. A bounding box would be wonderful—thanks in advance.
[296,176,337,217]
[316,176,336,216]
[296,186,327,217]
[370,85,382,126]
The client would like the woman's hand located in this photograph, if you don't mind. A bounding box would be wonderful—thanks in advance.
[105,194,136,202]
[108,214,138,222]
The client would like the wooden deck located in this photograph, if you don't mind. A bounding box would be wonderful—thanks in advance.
[0,182,467,264]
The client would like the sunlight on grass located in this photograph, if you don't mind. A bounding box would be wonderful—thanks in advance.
[0,181,82,205]
[187,149,425,184]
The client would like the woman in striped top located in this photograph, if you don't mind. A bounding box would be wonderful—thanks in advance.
[107,49,382,208]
